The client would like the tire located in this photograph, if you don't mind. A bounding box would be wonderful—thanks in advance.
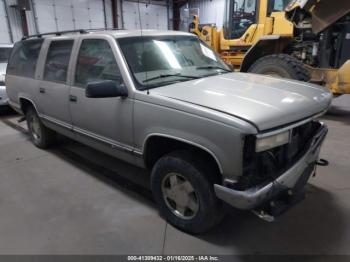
[26,106,56,149]
[248,54,310,82]
[151,151,223,234]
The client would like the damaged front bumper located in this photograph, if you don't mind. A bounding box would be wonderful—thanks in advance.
[214,123,328,211]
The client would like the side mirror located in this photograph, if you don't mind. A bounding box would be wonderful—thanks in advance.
[85,80,128,98]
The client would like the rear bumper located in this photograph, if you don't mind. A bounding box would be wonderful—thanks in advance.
[214,123,328,210]
[0,85,8,106]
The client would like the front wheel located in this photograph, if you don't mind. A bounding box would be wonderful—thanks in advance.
[151,151,223,234]
[26,107,56,148]
[248,54,310,81]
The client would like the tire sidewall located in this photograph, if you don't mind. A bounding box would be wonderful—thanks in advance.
[248,54,310,81]
[25,107,55,148]
[250,61,294,79]
[26,107,43,147]
[151,153,220,234]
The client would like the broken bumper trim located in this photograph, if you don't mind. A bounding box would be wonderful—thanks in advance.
[214,123,328,210]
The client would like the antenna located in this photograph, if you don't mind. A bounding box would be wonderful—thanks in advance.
[138,0,149,94]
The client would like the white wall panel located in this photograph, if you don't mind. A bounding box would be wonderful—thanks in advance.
[122,1,168,30]
[32,0,108,33]
[190,0,225,28]
[0,0,11,43]
[3,0,26,42]
[104,0,113,28]
[73,7,89,29]
[26,2,38,36]
[33,0,57,33]
[55,5,74,31]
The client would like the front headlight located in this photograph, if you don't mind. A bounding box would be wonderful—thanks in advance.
[255,131,290,152]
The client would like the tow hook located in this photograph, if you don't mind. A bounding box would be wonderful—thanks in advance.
[316,159,329,166]
[252,210,275,222]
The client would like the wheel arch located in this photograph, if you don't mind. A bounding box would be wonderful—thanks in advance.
[18,96,39,115]
[142,134,223,176]
[240,35,292,72]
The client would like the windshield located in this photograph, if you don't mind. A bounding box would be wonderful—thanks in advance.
[117,36,231,90]
[0,47,12,63]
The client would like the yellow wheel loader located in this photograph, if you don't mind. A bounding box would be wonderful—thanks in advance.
[190,0,350,95]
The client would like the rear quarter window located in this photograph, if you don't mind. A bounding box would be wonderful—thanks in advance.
[7,39,44,78]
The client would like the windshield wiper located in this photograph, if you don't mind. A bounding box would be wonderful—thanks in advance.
[143,73,200,83]
[196,66,232,72]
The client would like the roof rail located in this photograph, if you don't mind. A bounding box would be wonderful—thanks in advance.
[21,28,123,40]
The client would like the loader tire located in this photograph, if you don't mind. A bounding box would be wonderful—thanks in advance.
[248,54,310,82]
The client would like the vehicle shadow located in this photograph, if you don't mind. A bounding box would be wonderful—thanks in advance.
[0,106,17,117]
[198,184,344,255]
[1,118,345,255]
[50,137,345,255]
[49,136,155,207]
[323,106,350,125]
[322,95,350,126]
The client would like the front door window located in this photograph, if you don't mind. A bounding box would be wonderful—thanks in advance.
[75,39,123,88]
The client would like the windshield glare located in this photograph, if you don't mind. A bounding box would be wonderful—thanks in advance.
[118,36,231,90]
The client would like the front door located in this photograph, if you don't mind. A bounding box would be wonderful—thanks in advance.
[69,37,134,162]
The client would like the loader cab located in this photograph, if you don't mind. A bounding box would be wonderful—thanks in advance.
[223,0,290,39]
[224,0,257,39]
[267,0,290,14]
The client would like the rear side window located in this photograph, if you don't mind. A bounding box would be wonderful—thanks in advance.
[44,40,74,83]
[75,39,123,87]
[7,39,43,78]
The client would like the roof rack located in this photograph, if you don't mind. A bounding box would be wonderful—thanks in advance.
[21,28,123,40]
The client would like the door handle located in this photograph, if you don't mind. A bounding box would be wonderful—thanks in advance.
[69,95,77,102]
[39,87,46,94]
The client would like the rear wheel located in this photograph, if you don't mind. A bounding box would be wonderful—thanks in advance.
[26,107,56,148]
[248,54,310,81]
[151,151,223,234]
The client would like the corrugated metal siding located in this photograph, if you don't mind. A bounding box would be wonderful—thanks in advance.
[0,0,12,43]
[122,0,168,30]
[26,0,38,36]
[32,0,107,33]
[190,0,225,28]
[5,0,23,42]
[1,0,171,42]
[104,0,113,28]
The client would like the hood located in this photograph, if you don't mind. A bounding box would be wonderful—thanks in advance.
[286,0,350,34]
[151,73,332,131]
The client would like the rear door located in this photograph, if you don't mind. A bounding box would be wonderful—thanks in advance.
[69,36,134,163]
[36,39,75,136]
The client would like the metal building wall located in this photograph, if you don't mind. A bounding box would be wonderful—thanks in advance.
[32,0,108,33]
[122,0,168,30]
[1,0,115,43]
[1,0,24,43]
[1,0,171,43]
[0,0,12,43]
[104,0,113,28]
[190,0,225,28]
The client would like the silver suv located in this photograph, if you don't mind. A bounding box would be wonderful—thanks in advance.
[6,29,332,233]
